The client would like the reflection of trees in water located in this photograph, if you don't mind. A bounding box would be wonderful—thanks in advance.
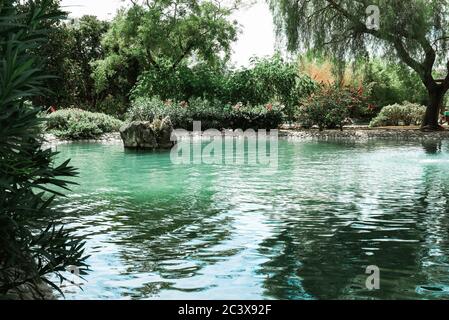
[56,141,449,299]
[422,140,442,154]
[412,149,449,297]
[256,141,449,299]
[113,173,238,298]
[257,195,435,299]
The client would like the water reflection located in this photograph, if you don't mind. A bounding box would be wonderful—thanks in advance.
[52,139,449,299]
[422,140,442,154]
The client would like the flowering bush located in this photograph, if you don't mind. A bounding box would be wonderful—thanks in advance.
[295,85,373,130]
[369,101,426,127]
[127,97,285,130]
[131,55,317,122]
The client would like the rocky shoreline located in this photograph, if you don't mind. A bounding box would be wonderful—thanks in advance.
[42,132,123,147]
[42,128,449,147]
[279,128,449,141]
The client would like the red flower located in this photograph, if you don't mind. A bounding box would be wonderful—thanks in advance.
[368,104,377,111]
[266,103,273,111]
[357,86,363,96]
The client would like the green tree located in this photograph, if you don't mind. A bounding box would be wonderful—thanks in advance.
[32,14,109,109]
[0,0,88,298]
[269,0,449,131]
[92,0,240,109]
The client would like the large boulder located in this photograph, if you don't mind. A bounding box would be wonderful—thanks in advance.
[120,117,174,149]
[152,117,174,149]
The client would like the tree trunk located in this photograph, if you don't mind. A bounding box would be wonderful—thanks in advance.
[421,87,446,131]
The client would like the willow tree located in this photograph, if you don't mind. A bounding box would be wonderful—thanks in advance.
[269,0,449,131]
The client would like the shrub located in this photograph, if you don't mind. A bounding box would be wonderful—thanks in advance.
[131,55,317,122]
[94,94,128,118]
[1,2,88,298]
[131,63,225,103]
[46,109,123,139]
[127,97,285,130]
[363,60,428,108]
[224,102,286,130]
[369,102,426,127]
[295,85,372,130]
[220,56,317,121]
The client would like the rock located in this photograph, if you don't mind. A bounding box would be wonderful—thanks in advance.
[120,118,174,149]
[0,265,56,300]
[152,116,174,149]
[120,121,158,149]
[5,281,56,300]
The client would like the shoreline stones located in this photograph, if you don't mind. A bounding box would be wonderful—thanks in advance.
[41,132,122,148]
[119,117,175,149]
[42,127,449,148]
[280,128,449,142]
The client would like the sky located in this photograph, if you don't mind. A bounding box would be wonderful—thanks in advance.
[60,0,277,67]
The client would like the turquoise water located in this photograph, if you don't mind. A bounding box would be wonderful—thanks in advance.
[52,139,449,300]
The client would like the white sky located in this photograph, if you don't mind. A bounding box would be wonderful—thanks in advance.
[60,0,276,67]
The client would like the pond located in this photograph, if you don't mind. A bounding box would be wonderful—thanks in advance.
[51,139,449,300]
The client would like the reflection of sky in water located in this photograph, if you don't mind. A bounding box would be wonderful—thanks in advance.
[51,139,449,300]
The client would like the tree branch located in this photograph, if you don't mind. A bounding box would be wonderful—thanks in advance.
[324,0,432,85]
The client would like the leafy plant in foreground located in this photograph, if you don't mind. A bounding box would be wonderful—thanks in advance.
[0,0,88,299]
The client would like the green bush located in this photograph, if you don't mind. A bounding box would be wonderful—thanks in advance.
[131,55,317,122]
[296,85,371,130]
[93,94,128,118]
[369,102,426,127]
[220,56,317,120]
[46,109,123,139]
[127,97,285,130]
[363,60,428,108]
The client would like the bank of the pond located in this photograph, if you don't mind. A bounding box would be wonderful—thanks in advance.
[43,127,449,147]
[42,132,122,147]
[280,127,449,141]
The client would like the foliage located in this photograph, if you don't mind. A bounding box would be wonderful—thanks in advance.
[369,102,427,127]
[23,6,109,109]
[0,0,88,298]
[127,97,285,130]
[132,55,317,121]
[92,0,239,106]
[298,53,364,87]
[363,59,429,108]
[296,85,373,130]
[269,0,449,130]
[88,94,127,119]
[46,109,123,139]
[221,55,317,120]
[131,62,226,103]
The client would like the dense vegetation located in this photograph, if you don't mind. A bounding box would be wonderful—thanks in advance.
[128,97,285,130]
[2,0,449,301]
[269,0,449,130]
[0,0,87,299]
[23,0,447,133]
